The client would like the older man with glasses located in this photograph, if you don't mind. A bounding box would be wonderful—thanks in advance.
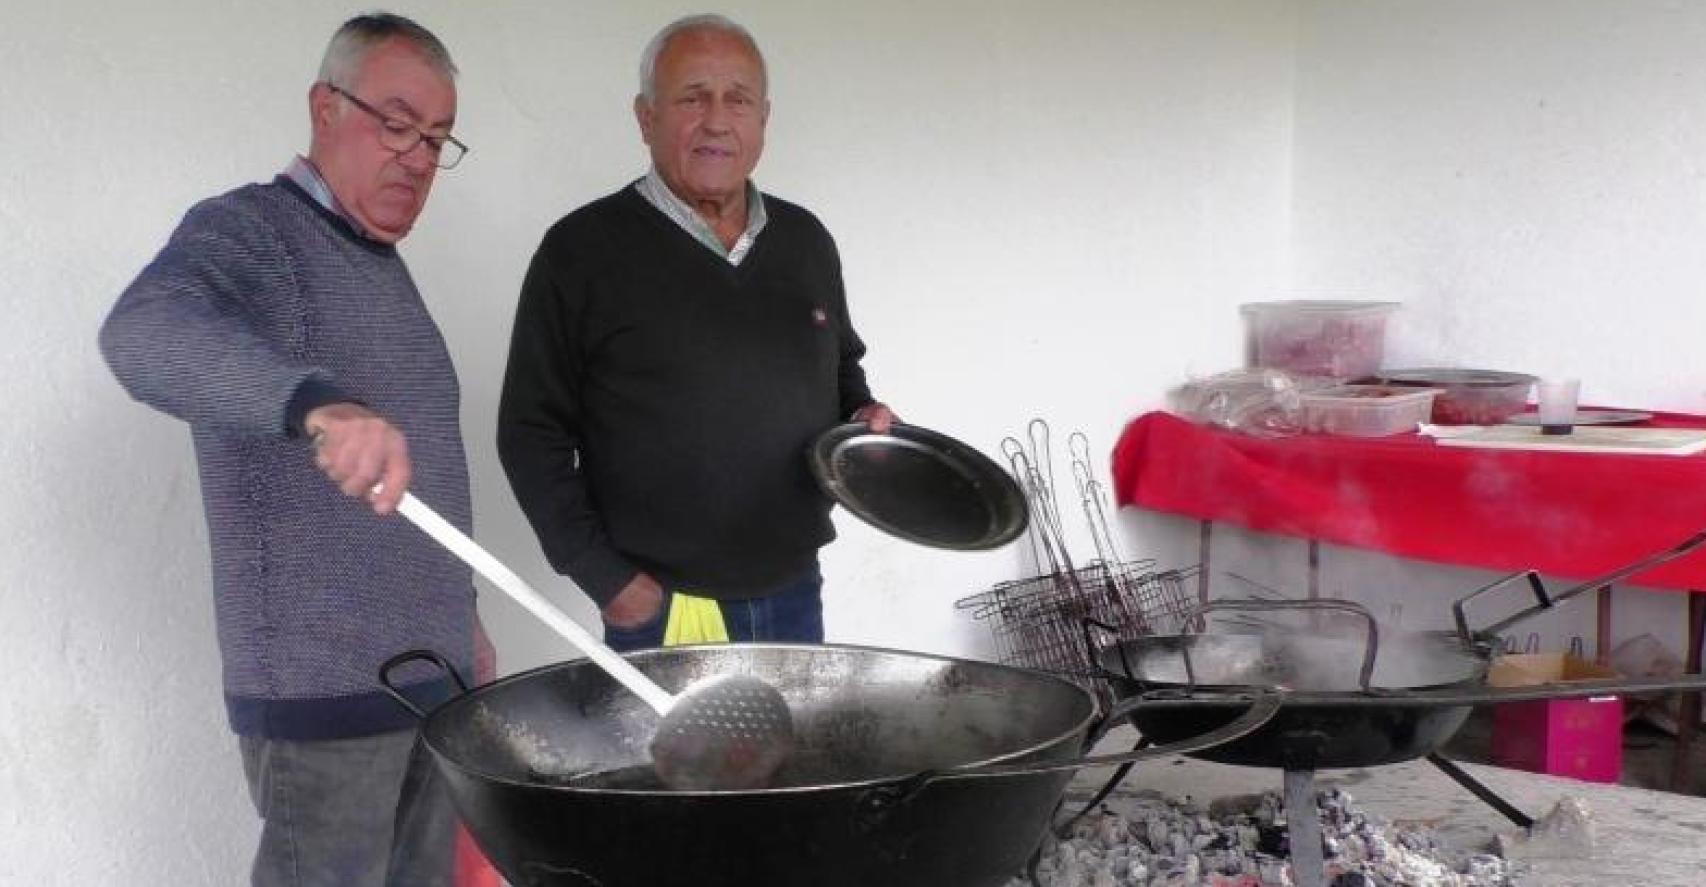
[100,13,487,886]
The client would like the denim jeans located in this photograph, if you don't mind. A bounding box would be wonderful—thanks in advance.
[601,564,824,651]
[240,729,455,887]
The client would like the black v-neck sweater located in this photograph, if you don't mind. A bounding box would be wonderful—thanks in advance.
[498,185,875,605]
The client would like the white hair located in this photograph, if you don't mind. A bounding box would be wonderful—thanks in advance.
[317,12,458,88]
[637,13,766,102]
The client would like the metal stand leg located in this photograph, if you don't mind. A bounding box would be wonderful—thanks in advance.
[1670,590,1706,792]
[1426,753,1534,829]
[1307,539,1322,631]
[1308,539,1320,600]
[1283,768,1325,887]
[1197,520,1213,608]
[1054,739,1149,836]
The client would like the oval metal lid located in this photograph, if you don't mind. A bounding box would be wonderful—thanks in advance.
[809,422,1028,551]
[1374,367,1537,388]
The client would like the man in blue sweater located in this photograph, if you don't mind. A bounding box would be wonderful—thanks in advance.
[499,14,894,651]
[100,14,481,887]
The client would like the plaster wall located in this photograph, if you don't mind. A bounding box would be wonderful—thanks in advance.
[0,2,1293,882]
[16,3,1701,883]
[1274,0,1706,652]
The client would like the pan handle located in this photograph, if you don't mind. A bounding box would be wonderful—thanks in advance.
[1451,530,1706,646]
[378,649,469,719]
[849,690,1282,841]
[1450,570,1550,648]
[1199,671,1706,707]
[1080,616,1140,687]
[396,493,678,716]
[851,690,1280,839]
[1185,598,1380,692]
[863,689,1281,804]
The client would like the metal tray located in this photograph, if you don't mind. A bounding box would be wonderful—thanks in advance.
[809,422,1028,550]
[1505,408,1652,427]
[1372,367,1538,388]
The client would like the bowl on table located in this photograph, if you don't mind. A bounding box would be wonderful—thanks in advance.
[1367,368,1537,425]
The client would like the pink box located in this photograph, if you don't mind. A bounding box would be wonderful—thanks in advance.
[1490,697,1623,783]
[1487,653,1623,783]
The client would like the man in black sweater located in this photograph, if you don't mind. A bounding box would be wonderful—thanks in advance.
[498,14,893,650]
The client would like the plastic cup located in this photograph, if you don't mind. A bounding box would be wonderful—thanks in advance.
[1537,378,1580,435]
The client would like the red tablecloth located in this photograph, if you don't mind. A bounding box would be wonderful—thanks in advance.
[1111,410,1706,591]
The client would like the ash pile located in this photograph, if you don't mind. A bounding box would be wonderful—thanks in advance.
[1011,787,1519,887]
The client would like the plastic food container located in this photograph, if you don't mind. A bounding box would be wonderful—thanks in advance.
[1242,301,1399,380]
[1370,368,1537,425]
[1301,384,1438,437]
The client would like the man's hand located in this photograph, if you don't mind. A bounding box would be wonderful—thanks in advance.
[853,402,898,434]
[305,402,410,515]
[603,572,665,628]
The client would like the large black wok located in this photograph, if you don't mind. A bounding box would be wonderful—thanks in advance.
[382,643,1278,887]
[1099,530,1706,770]
[1099,599,1486,768]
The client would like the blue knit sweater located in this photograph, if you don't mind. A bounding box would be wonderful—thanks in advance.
[100,178,475,740]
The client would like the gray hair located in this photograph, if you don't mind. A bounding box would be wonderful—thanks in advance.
[637,14,766,102]
[317,12,458,87]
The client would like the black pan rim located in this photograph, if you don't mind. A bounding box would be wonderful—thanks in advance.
[808,421,1028,551]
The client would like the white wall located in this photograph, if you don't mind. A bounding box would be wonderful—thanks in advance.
[15,1,1704,882]
[0,2,1293,883]
[1294,0,1706,409]
[1274,0,1706,651]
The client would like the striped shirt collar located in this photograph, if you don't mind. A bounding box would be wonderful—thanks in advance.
[284,155,372,240]
[634,167,768,265]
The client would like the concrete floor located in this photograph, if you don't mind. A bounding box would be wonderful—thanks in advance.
[1072,747,1706,887]
[1439,705,1706,797]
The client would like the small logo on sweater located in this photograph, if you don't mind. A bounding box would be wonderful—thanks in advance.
[811,307,828,327]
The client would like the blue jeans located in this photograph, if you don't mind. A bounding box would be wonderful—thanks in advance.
[240,730,455,887]
[602,565,825,651]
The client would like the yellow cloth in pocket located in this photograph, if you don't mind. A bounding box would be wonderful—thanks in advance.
[662,592,730,645]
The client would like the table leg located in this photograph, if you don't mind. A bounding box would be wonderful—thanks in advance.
[1197,519,1212,607]
[1596,585,1613,667]
[1671,590,1706,792]
[1308,539,1320,600]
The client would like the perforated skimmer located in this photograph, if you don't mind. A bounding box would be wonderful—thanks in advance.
[395,493,795,791]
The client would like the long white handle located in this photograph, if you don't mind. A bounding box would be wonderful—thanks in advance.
[396,493,676,715]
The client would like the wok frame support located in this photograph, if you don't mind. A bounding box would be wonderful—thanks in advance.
[1195,518,1706,794]
[1277,756,1532,887]
[1053,749,1539,887]
[1283,769,1327,887]
[1424,753,1534,830]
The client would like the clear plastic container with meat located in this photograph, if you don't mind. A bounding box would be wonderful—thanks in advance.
[1241,300,1399,380]
[1300,384,1438,437]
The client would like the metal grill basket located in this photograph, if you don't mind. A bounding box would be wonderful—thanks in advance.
[957,560,1199,689]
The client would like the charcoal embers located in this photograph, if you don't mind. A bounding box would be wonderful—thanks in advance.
[1011,787,1518,887]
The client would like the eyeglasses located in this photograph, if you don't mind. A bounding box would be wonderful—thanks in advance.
[326,83,468,170]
